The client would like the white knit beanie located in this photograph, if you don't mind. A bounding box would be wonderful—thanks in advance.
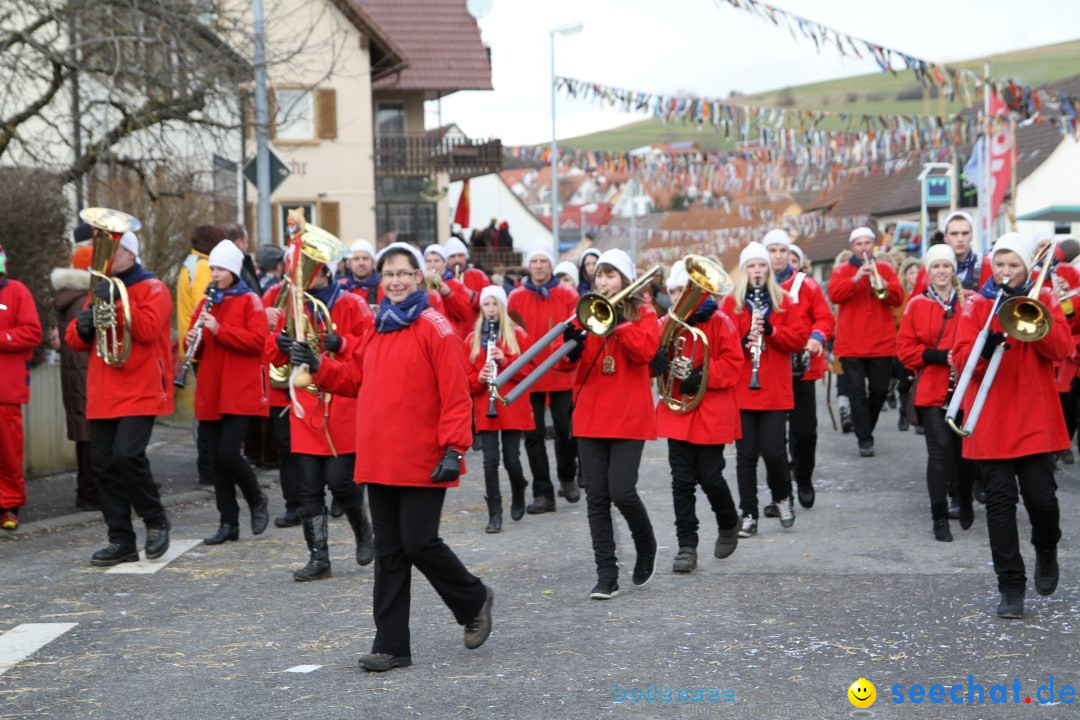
[596,248,636,281]
[738,242,770,269]
[849,227,876,243]
[208,239,244,277]
[554,261,579,286]
[762,229,791,248]
[923,244,957,272]
[992,232,1034,272]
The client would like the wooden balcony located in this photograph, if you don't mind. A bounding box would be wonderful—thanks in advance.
[374,134,502,181]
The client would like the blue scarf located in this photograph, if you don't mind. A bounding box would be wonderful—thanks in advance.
[848,255,864,269]
[523,276,559,299]
[116,263,156,287]
[979,276,1031,300]
[442,268,455,282]
[376,290,429,333]
[578,280,592,296]
[746,285,772,317]
[0,278,7,291]
[305,282,341,324]
[956,251,978,285]
[688,296,718,325]
[773,266,794,284]
[210,279,256,304]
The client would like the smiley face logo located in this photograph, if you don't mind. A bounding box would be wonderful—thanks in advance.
[847,678,876,708]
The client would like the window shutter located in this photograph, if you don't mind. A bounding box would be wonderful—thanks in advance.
[319,201,340,237]
[316,88,337,139]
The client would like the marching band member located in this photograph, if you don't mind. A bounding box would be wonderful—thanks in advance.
[656,261,744,573]
[764,230,835,511]
[952,233,1068,618]
[445,236,491,309]
[912,211,992,295]
[896,245,975,541]
[507,246,581,512]
[827,227,904,457]
[721,243,808,537]
[268,258,375,580]
[578,248,601,296]
[292,242,492,672]
[188,240,270,546]
[558,249,660,599]
[339,239,380,304]
[0,245,42,530]
[465,286,533,533]
[424,244,474,338]
[66,230,173,565]
[554,261,580,294]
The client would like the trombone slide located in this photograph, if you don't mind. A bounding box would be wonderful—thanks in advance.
[499,339,580,406]
[960,342,1005,436]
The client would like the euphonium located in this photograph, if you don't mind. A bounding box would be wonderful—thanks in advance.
[79,207,140,367]
[657,255,733,413]
[864,252,889,300]
[997,239,1058,343]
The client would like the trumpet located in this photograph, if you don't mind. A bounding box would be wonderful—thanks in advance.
[864,252,889,300]
[425,271,444,291]
[747,282,765,391]
[175,281,217,388]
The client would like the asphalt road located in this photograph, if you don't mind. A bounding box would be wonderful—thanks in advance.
[2,390,1078,719]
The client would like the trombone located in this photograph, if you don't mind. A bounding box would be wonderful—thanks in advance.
[492,265,662,406]
[864,252,889,300]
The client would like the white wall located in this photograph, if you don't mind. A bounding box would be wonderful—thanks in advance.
[1015,139,1080,239]
[448,173,552,250]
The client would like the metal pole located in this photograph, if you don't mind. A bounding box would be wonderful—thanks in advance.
[253,0,273,247]
[68,14,83,210]
[981,62,991,256]
[550,31,559,258]
[629,177,637,265]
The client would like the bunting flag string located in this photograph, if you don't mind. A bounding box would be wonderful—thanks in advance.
[711,0,1080,130]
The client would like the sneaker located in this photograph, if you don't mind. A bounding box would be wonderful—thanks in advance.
[1034,547,1059,596]
[357,653,412,672]
[463,586,494,649]
[797,482,815,509]
[738,515,757,538]
[839,405,854,434]
[777,497,795,528]
[0,511,18,531]
[672,547,697,574]
[996,591,1024,619]
[858,441,875,458]
[762,503,779,518]
[590,578,620,600]
[632,544,657,586]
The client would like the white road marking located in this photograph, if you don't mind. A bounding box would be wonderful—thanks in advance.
[105,539,202,574]
[0,623,77,677]
[285,665,322,673]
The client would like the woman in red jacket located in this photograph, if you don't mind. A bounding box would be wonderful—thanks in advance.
[465,285,534,533]
[268,257,375,580]
[952,233,1069,619]
[188,240,270,545]
[721,243,808,538]
[559,249,661,600]
[656,260,744,574]
[896,244,975,542]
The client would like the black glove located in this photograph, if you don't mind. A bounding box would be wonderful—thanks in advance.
[680,366,704,396]
[323,333,343,353]
[922,348,949,365]
[563,326,587,363]
[981,331,1008,359]
[648,348,670,377]
[429,447,462,483]
[75,308,95,342]
[290,341,319,373]
[614,307,626,325]
[275,333,294,355]
[93,280,114,303]
[762,318,774,336]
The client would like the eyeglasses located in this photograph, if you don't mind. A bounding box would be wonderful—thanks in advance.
[382,270,419,280]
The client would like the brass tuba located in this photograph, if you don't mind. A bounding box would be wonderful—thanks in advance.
[657,255,733,413]
[79,207,141,367]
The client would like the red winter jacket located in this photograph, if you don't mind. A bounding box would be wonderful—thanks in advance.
[190,291,268,421]
[465,325,536,432]
[440,277,477,339]
[780,272,835,381]
[557,303,660,441]
[261,283,291,409]
[65,275,174,419]
[507,284,578,393]
[266,289,374,455]
[721,294,808,411]
[828,258,904,357]
[896,292,965,407]
[655,307,744,445]
[0,279,42,405]
[952,287,1071,460]
[313,308,472,488]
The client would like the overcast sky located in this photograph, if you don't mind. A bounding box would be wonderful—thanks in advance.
[426,0,1080,146]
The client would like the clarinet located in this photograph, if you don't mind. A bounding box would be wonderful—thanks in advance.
[748,283,764,391]
[175,281,218,388]
[484,318,499,419]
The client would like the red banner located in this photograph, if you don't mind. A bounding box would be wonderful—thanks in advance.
[988,93,1013,222]
[454,179,470,228]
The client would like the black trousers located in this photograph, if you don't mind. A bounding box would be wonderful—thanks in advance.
[736,410,792,518]
[839,356,892,443]
[525,390,576,500]
[296,453,361,519]
[919,406,975,519]
[479,430,527,504]
[202,415,263,526]
[367,484,486,658]
[75,439,98,505]
[1061,392,1077,445]
[668,439,738,549]
[578,438,654,582]
[269,407,301,514]
[89,416,168,547]
[978,454,1061,593]
[787,380,817,486]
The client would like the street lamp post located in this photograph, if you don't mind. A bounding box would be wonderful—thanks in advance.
[550,21,583,258]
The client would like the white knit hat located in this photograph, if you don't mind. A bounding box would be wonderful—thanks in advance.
[596,248,636,281]
[579,247,601,267]
[444,237,469,258]
[119,231,140,260]
[423,244,448,261]
[350,239,374,258]
[942,211,975,231]
[924,244,957,272]
[376,242,424,271]
[739,242,770,269]
[208,239,244,277]
[790,244,804,265]
[525,245,555,267]
[666,260,688,291]
[992,232,1034,272]
[554,261,579,286]
[480,285,507,306]
[762,229,791,248]
[849,227,876,243]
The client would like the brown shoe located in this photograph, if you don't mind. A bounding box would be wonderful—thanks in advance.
[464,586,494,649]
[357,653,412,672]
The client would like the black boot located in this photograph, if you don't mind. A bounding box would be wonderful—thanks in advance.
[90,543,139,567]
[1034,546,1059,596]
[957,489,974,531]
[204,524,239,545]
[274,510,301,528]
[485,496,502,534]
[250,493,270,536]
[509,482,526,522]
[344,504,375,567]
[713,523,739,559]
[294,512,332,581]
[931,501,952,542]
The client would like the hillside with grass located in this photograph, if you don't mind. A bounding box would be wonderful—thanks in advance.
[556,39,1080,152]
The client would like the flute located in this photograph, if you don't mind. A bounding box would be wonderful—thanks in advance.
[175,281,218,388]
